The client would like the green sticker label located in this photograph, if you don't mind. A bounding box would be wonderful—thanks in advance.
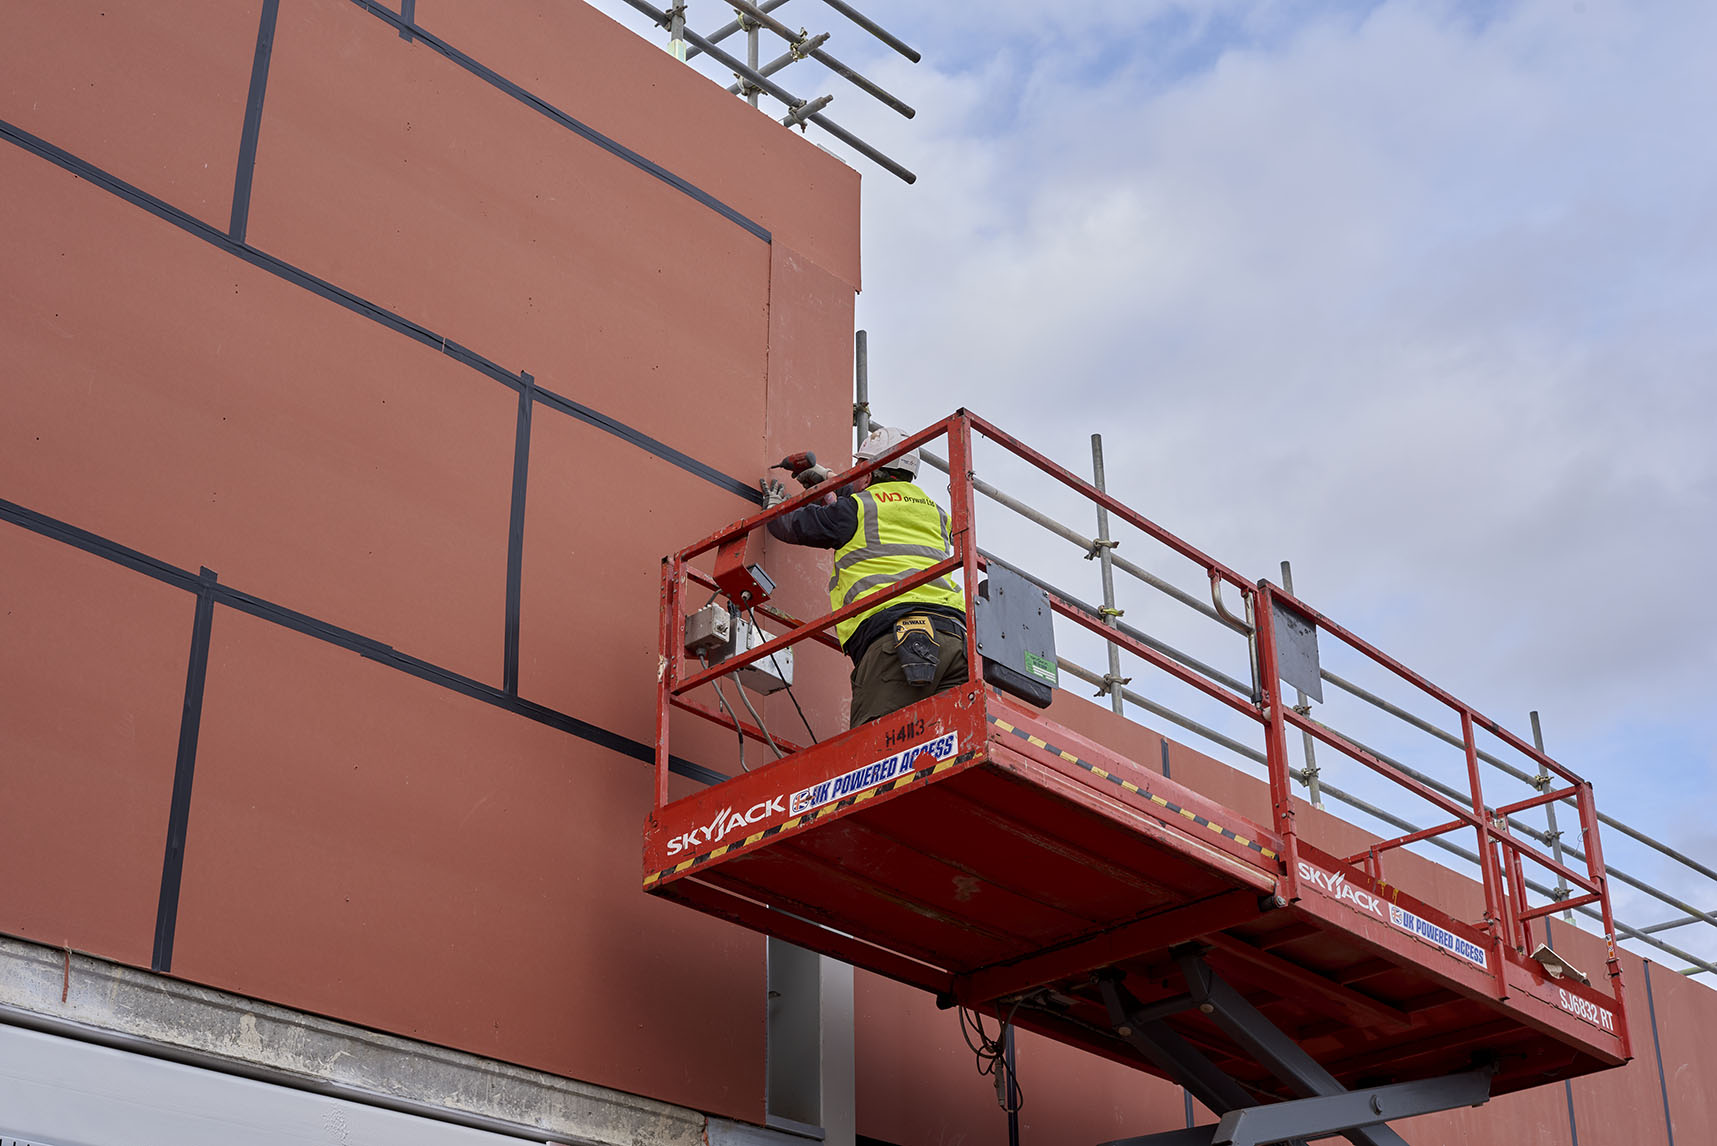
[1023,650,1058,684]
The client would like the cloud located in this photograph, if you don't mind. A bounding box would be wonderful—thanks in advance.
[586,0,1717,957]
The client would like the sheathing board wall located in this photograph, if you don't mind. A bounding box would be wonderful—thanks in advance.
[0,0,857,1122]
[3,1,1715,1142]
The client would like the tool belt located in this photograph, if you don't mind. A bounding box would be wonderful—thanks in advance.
[893,613,964,686]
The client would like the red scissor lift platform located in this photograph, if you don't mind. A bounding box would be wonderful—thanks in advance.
[646,413,1629,1146]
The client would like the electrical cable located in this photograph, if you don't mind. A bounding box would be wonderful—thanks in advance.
[747,606,819,744]
[698,651,749,772]
[735,678,785,760]
[958,1001,1024,1116]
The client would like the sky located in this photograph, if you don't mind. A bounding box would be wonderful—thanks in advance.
[586,0,1717,971]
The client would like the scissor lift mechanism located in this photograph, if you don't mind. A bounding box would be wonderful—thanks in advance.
[645,412,1629,1145]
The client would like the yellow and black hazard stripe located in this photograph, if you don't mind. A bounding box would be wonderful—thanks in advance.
[988,716,1279,862]
[643,744,986,888]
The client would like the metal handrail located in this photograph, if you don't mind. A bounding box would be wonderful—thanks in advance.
[922,416,1710,977]
[938,409,1613,979]
[656,412,1636,1038]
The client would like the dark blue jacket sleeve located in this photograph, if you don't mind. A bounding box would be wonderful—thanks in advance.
[767,493,858,549]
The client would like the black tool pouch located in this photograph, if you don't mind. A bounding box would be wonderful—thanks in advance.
[894,615,939,687]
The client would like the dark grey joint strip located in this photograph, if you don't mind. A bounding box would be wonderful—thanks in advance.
[0,122,760,507]
[1547,922,1579,1144]
[152,567,220,973]
[1645,962,1676,1145]
[350,0,771,242]
[503,371,535,696]
[0,118,524,396]
[0,500,730,790]
[0,497,199,591]
[229,0,280,242]
[398,0,415,41]
[533,382,763,503]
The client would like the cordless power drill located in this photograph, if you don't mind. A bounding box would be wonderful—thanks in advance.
[773,450,835,489]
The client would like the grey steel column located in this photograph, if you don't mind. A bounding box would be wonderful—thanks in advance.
[1091,434,1126,714]
[1175,952,1413,1146]
[853,330,870,446]
[1279,561,1322,809]
[1531,710,1573,921]
[746,12,760,107]
[667,1,687,59]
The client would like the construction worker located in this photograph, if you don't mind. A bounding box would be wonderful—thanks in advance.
[764,426,969,728]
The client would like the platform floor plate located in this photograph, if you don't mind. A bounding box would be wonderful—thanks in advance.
[644,689,1628,1099]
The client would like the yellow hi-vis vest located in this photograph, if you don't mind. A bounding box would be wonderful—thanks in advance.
[830,480,966,646]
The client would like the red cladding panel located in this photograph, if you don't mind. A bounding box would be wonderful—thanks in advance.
[1644,956,1717,1136]
[0,148,517,684]
[0,527,194,968]
[754,240,862,738]
[515,413,747,739]
[415,0,861,288]
[855,969,1189,1146]
[1566,946,1669,1146]
[172,607,764,1121]
[0,0,254,228]
[243,0,773,484]
[1391,1073,1573,1145]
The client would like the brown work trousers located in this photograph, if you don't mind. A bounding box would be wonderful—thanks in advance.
[848,622,969,729]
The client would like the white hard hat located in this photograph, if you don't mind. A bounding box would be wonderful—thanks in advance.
[856,426,920,478]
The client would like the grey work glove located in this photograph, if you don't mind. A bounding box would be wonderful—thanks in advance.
[761,478,788,509]
[794,463,835,488]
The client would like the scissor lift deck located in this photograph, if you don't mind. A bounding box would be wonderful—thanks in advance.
[648,413,1629,1143]
[645,687,1626,1105]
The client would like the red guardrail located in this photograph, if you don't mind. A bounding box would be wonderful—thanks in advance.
[653,409,1624,1022]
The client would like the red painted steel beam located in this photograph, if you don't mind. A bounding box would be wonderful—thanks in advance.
[1261,580,1585,787]
[684,567,844,651]
[1346,815,1597,898]
[982,733,1281,890]
[675,555,962,693]
[951,889,1265,1006]
[1519,893,1601,922]
[669,693,806,757]
[1039,585,1264,721]
[1459,708,1511,987]
[655,877,954,995]
[1204,933,1414,1032]
[678,416,959,560]
[1283,706,1482,830]
[1490,831,1600,897]
[1253,584,1301,878]
[946,414,982,689]
[962,409,1255,592]
[1325,1018,1521,1080]
[1344,816,1467,863]
[1494,785,1582,819]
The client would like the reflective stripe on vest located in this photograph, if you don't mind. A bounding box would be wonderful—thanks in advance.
[830,481,965,646]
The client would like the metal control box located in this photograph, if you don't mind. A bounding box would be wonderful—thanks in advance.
[683,605,792,694]
[975,563,1057,707]
[731,613,793,694]
[684,604,734,658]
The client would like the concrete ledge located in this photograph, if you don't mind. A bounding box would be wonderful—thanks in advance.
[0,935,791,1146]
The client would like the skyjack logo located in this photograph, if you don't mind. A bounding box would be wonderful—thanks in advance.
[1298,861,1387,920]
[1557,988,1617,1034]
[665,797,785,857]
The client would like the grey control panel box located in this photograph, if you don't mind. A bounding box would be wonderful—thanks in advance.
[975,562,1058,707]
[683,604,793,694]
